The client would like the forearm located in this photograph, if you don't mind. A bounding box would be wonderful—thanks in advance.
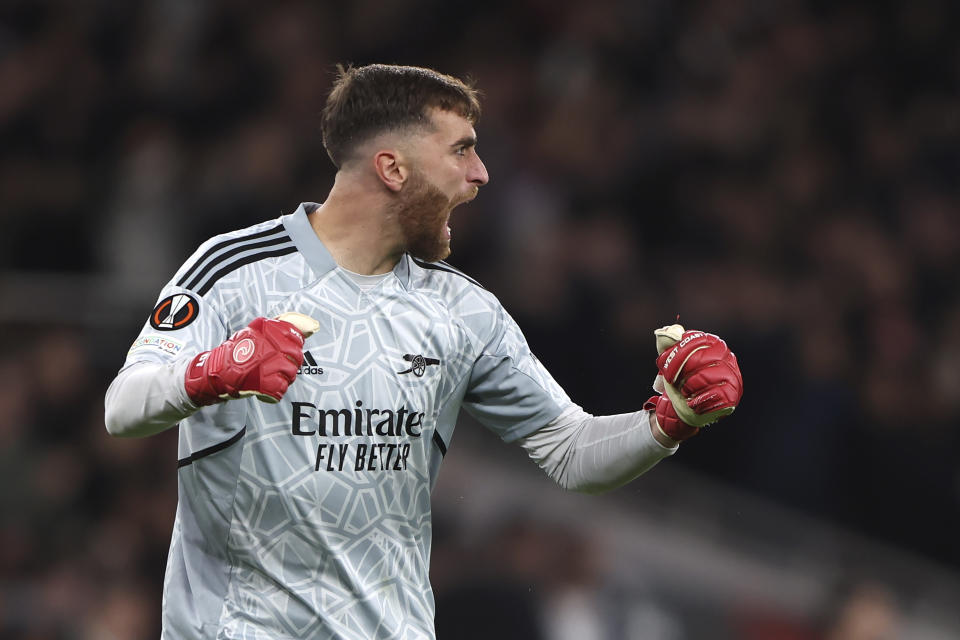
[518,406,678,494]
[104,359,198,438]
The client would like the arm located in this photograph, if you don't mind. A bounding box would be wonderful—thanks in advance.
[515,323,743,493]
[104,359,198,438]
[458,292,740,490]
[104,312,318,438]
[517,406,677,495]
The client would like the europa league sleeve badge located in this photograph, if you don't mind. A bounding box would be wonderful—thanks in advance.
[150,293,200,331]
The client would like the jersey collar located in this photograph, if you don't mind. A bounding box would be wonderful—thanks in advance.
[282,202,412,289]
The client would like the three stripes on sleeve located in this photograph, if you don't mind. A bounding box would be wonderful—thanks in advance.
[177,224,297,296]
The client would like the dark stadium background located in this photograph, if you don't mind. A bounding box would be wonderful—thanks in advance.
[2,1,958,637]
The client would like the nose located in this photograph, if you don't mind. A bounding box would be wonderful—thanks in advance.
[469,154,489,186]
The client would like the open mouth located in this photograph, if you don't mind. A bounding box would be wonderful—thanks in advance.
[444,188,479,240]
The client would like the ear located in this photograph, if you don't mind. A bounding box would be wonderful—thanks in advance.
[373,150,408,192]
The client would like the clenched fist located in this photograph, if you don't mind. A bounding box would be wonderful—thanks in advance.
[646,324,743,441]
[184,312,320,406]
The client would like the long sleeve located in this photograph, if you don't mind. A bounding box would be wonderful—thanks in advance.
[104,358,198,438]
[517,406,678,494]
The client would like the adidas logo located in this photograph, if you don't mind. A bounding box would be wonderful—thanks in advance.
[298,351,324,376]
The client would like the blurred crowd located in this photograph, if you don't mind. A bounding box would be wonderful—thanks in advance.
[2,0,959,637]
[431,514,909,640]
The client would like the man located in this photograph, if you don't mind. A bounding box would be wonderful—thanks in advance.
[105,64,742,639]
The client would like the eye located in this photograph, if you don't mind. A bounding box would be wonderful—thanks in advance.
[455,146,468,157]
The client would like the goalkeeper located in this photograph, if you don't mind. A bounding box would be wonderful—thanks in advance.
[104,63,743,640]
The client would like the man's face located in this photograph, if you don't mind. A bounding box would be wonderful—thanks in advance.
[393,108,488,262]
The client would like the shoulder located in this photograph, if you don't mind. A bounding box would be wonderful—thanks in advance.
[172,217,298,297]
[407,257,513,343]
[408,258,483,289]
[407,258,497,309]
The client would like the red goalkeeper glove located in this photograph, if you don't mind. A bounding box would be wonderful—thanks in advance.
[184,312,319,406]
[644,393,700,441]
[646,324,743,441]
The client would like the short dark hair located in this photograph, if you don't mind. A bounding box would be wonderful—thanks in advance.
[321,63,482,168]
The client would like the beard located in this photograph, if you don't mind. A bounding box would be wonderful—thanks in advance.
[392,170,457,263]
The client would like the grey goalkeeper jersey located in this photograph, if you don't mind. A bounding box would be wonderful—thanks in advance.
[122,203,575,639]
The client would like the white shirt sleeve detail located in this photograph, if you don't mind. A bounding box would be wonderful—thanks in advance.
[104,358,199,438]
[517,405,678,494]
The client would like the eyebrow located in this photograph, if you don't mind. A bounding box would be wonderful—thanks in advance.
[451,135,477,149]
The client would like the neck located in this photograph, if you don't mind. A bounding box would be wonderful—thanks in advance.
[309,173,404,275]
